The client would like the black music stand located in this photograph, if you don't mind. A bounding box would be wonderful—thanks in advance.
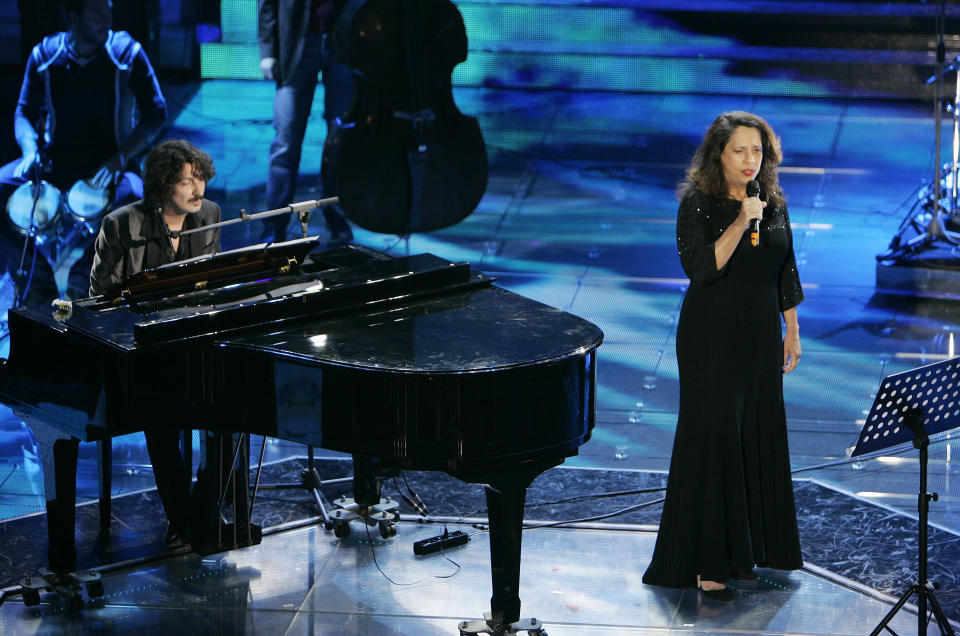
[851,357,959,636]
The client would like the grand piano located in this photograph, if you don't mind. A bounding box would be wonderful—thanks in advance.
[0,239,602,634]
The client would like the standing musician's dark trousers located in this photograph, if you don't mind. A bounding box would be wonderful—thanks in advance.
[265,32,353,242]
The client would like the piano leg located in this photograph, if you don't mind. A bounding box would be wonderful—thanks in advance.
[483,481,525,627]
[47,438,80,574]
[455,458,560,635]
[26,418,104,574]
[97,439,111,532]
[352,454,398,507]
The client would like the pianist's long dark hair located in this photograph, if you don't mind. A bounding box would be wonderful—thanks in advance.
[143,139,216,213]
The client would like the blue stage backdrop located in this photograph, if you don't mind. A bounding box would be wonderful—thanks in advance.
[199,0,955,99]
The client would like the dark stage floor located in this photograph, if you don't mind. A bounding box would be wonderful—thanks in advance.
[2,1,960,632]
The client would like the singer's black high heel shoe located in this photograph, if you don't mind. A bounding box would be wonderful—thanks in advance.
[697,575,734,602]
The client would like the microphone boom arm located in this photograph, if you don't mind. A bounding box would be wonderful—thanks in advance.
[175,197,339,237]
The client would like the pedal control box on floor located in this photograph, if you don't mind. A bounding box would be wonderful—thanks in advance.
[413,530,470,555]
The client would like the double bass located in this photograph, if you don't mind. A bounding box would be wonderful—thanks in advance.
[323,0,488,235]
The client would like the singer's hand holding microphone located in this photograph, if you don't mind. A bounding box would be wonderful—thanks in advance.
[741,179,766,247]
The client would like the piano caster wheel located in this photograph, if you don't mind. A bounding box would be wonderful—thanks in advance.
[378,521,397,539]
[67,593,83,612]
[86,579,104,598]
[22,587,40,607]
[333,521,351,538]
[458,616,547,635]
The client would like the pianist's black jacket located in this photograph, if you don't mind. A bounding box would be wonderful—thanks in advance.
[89,199,221,297]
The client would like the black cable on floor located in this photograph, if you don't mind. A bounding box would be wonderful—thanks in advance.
[523,486,667,509]
[789,434,955,476]
[362,521,461,587]
[463,497,666,538]
[523,497,665,530]
[442,436,952,529]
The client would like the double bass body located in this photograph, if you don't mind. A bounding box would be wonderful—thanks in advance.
[323,0,488,235]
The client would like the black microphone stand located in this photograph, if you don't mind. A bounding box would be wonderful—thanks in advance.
[12,146,49,308]
[190,195,358,536]
[923,0,960,246]
[174,197,339,241]
[298,206,310,239]
[931,0,945,238]
[914,0,954,247]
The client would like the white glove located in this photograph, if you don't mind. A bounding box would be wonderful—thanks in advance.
[260,57,276,81]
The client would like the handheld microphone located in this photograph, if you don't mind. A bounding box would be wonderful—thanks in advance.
[746,179,760,247]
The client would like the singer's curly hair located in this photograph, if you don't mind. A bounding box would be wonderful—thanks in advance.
[143,139,216,213]
[678,111,785,208]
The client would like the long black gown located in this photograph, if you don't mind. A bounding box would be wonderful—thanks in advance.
[642,187,805,588]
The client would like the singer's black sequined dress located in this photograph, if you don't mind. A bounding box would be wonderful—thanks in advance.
[643,187,804,588]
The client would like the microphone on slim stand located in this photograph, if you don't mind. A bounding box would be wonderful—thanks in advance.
[746,179,761,247]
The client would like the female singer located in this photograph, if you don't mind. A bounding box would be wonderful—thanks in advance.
[642,111,804,601]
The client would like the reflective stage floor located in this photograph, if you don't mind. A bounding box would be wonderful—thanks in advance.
[0,511,937,635]
[3,41,960,635]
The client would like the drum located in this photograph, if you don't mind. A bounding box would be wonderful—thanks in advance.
[5,180,62,243]
[66,178,112,228]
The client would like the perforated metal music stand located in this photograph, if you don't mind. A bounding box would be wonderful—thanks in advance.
[851,357,959,636]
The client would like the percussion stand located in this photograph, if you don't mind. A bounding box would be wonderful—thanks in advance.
[877,0,960,261]
[12,149,48,308]
[946,56,960,225]
[919,43,960,246]
[920,0,957,245]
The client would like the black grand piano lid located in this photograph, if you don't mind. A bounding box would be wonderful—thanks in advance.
[215,284,604,374]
